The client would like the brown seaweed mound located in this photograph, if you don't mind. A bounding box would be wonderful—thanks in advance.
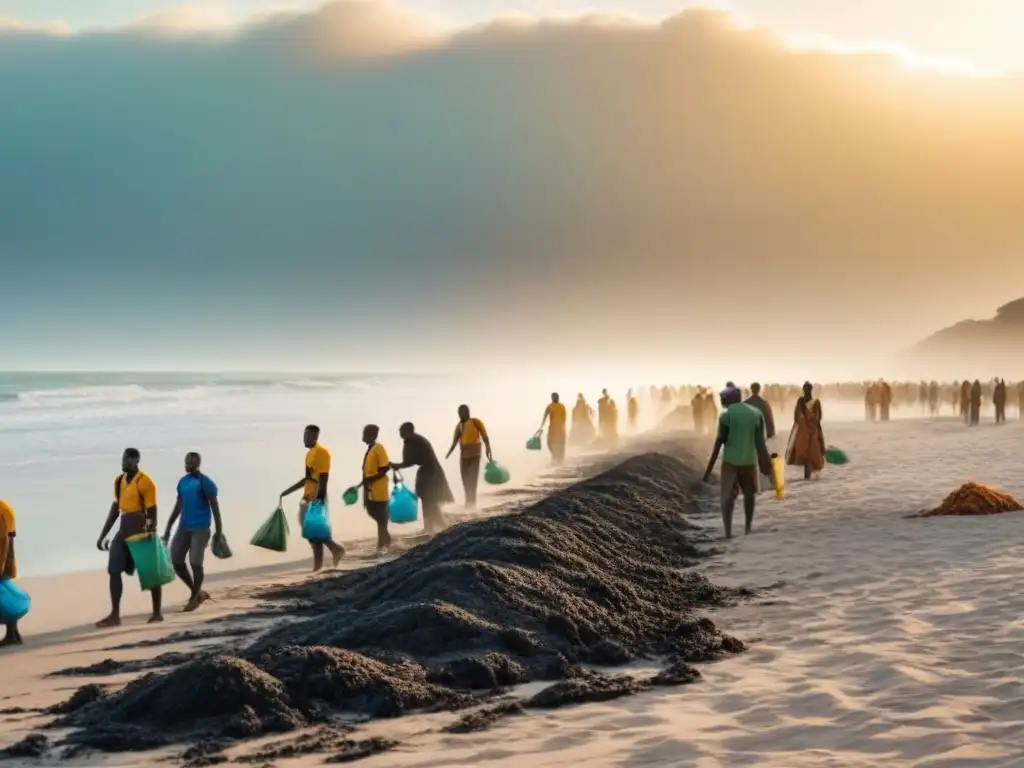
[53,451,746,760]
[914,482,1023,517]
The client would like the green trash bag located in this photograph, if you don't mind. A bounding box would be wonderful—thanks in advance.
[484,460,511,485]
[526,431,543,451]
[125,534,176,592]
[211,532,233,560]
[825,446,849,465]
[250,506,290,552]
[342,487,360,506]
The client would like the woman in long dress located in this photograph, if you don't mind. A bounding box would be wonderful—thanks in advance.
[786,382,826,480]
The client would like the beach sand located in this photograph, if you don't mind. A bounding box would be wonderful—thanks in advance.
[5,416,1024,767]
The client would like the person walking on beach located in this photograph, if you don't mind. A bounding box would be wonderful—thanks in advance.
[361,425,392,552]
[960,380,971,424]
[786,383,826,480]
[0,499,22,646]
[970,380,982,426]
[540,392,567,465]
[627,390,639,431]
[280,425,345,572]
[95,448,163,627]
[703,386,772,539]
[446,405,492,510]
[744,382,776,441]
[993,378,1007,424]
[392,423,453,535]
[162,452,223,612]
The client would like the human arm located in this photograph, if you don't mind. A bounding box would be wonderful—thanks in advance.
[279,479,306,500]
[755,421,772,477]
[476,420,493,461]
[0,515,9,574]
[445,424,460,459]
[317,472,329,502]
[362,446,391,488]
[540,405,550,430]
[703,421,729,482]
[210,497,224,536]
[163,494,182,541]
[764,403,776,440]
[97,502,119,550]
[391,441,419,471]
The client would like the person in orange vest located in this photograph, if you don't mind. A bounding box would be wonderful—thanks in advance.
[446,405,492,509]
[0,499,21,646]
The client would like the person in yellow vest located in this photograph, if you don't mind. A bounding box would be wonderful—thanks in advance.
[95,448,163,627]
[280,425,345,572]
[0,499,22,646]
[361,424,391,553]
[540,392,567,465]
[446,405,492,509]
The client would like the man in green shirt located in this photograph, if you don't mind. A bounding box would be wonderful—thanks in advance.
[703,385,773,538]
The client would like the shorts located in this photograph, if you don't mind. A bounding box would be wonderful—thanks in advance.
[170,527,212,567]
[365,500,389,526]
[720,462,759,507]
[107,531,136,577]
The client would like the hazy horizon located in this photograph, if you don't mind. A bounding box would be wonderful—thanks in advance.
[4,1,1024,378]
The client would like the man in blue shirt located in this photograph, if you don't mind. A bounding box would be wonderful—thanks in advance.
[163,452,223,612]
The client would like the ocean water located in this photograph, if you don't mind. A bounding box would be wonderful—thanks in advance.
[0,371,572,577]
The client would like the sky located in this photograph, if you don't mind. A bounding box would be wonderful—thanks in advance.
[3,1,1024,378]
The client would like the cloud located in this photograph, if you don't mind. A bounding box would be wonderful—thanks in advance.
[2,1,1024,373]
[0,13,71,36]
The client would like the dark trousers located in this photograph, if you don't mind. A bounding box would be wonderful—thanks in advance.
[366,501,391,550]
[460,456,481,508]
[995,403,1006,424]
[970,403,980,426]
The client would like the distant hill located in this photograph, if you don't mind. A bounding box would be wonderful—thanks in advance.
[907,299,1024,374]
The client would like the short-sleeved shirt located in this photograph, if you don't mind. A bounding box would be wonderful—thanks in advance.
[718,403,764,467]
[176,473,218,530]
[304,443,331,501]
[363,443,390,503]
[455,418,487,458]
[0,500,15,535]
[115,472,157,514]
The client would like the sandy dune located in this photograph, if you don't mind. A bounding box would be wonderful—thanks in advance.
[5,417,1024,767]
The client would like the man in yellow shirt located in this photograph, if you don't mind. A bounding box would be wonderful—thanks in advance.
[95,448,163,627]
[0,499,22,646]
[540,393,567,465]
[280,425,345,572]
[361,424,391,552]
[446,404,492,510]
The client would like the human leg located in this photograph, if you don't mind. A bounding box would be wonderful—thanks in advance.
[97,533,130,627]
[461,456,481,508]
[719,463,739,539]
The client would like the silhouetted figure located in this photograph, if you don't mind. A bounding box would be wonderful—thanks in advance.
[393,422,454,535]
[960,381,971,425]
[744,382,776,440]
[969,380,982,426]
[993,379,1007,424]
[927,381,939,416]
[879,380,892,422]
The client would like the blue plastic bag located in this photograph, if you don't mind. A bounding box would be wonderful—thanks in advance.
[0,578,31,623]
[389,479,419,524]
[301,500,332,542]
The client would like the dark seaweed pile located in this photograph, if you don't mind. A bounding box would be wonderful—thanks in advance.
[51,452,745,760]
